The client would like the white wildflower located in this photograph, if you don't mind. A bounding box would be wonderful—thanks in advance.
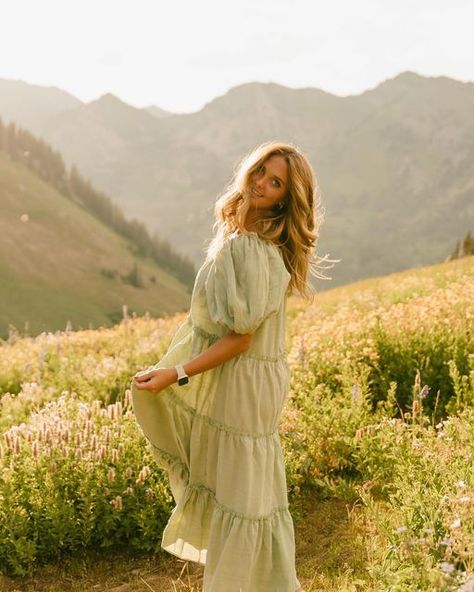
[450,518,462,529]
[459,576,474,592]
[440,562,455,573]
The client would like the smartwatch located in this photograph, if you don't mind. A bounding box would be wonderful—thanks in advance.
[174,364,189,386]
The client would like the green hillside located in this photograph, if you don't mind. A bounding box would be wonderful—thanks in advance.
[0,152,191,339]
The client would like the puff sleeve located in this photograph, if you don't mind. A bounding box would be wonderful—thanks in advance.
[204,234,289,334]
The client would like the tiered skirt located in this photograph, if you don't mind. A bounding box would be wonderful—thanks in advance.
[131,320,301,592]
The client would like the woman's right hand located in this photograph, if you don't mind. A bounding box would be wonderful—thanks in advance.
[133,367,177,394]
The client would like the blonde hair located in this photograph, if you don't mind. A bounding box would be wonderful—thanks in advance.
[204,141,340,302]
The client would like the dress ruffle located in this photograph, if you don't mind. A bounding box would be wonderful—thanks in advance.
[131,377,300,592]
[163,483,299,592]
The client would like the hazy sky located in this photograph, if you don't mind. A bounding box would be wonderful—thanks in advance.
[1,0,473,113]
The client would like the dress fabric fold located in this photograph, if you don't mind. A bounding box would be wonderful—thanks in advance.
[131,232,301,592]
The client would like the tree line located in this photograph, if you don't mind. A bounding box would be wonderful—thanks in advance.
[0,117,196,288]
[447,230,474,261]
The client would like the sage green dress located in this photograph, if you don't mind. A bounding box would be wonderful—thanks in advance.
[130,232,301,592]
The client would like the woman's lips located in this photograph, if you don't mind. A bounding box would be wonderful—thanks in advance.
[252,188,263,198]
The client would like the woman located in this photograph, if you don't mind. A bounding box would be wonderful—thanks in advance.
[131,141,336,592]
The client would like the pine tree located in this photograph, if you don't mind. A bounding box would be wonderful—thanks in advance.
[447,230,474,261]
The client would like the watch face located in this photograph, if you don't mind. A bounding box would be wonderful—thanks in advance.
[178,376,189,385]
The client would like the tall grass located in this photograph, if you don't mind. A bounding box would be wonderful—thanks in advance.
[0,256,473,590]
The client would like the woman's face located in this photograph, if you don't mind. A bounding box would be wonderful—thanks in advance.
[248,155,288,210]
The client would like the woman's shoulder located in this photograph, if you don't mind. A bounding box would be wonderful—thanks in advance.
[228,232,289,276]
[228,231,280,252]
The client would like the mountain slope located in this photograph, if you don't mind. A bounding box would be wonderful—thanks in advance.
[0,78,81,137]
[0,152,191,339]
[1,72,473,289]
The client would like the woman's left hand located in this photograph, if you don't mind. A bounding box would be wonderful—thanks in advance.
[133,368,177,394]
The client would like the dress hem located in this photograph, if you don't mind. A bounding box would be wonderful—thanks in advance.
[150,441,291,522]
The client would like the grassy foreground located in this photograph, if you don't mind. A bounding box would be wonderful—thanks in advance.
[0,255,473,591]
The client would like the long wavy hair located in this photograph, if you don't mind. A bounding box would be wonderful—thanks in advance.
[204,141,340,302]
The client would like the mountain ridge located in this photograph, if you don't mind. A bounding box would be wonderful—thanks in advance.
[1,71,472,289]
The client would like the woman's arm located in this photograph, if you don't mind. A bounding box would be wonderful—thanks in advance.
[133,332,252,393]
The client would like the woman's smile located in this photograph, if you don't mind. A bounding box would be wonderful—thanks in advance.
[247,155,288,207]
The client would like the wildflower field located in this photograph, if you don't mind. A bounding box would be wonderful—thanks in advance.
[0,255,473,592]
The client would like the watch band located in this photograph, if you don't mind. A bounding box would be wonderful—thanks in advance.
[175,364,189,386]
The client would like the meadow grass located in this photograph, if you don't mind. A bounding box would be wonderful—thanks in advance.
[0,255,473,591]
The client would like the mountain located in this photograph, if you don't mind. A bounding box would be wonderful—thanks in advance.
[0,78,81,137]
[0,150,191,340]
[1,72,472,289]
[144,105,173,119]
[38,92,166,182]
